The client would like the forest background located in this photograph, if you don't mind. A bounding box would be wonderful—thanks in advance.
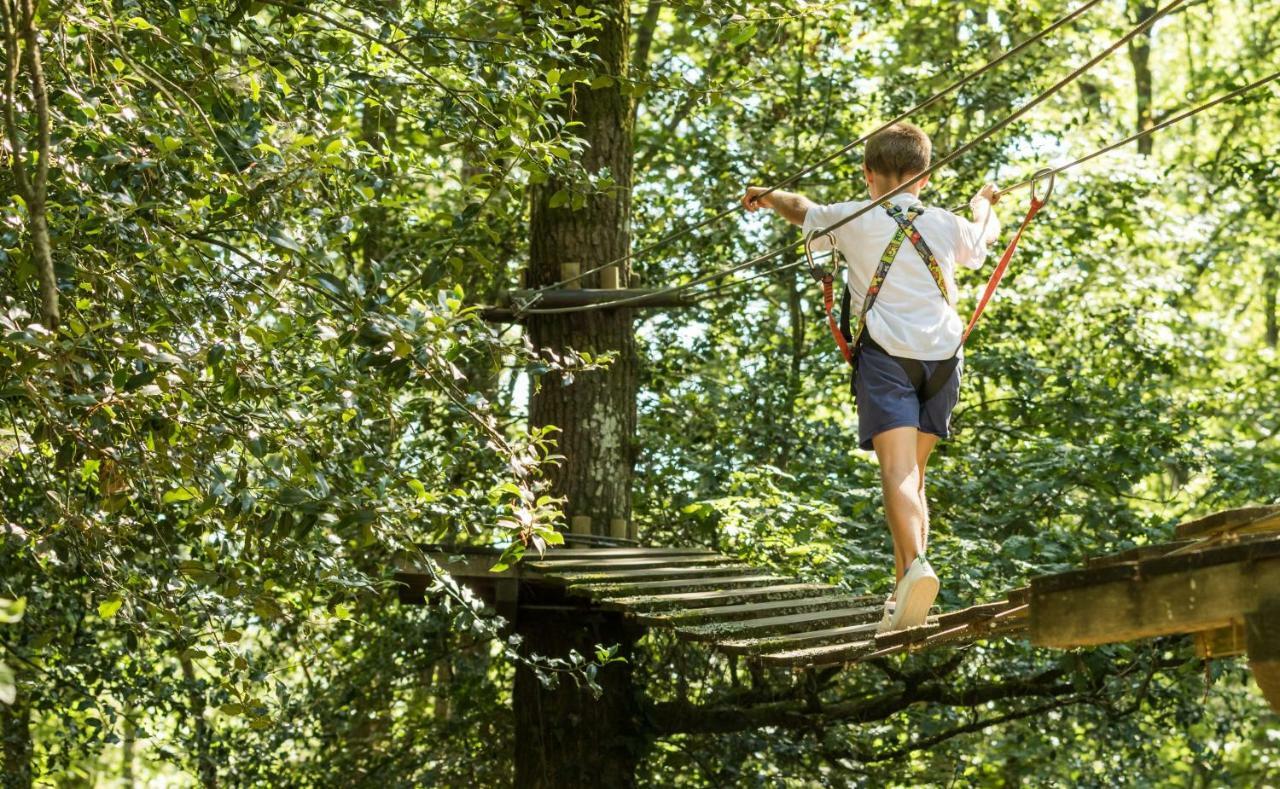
[1,0,1279,785]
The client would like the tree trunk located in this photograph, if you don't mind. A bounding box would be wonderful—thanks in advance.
[1128,1,1156,155]
[512,608,644,788]
[181,656,217,789]
[1264,258,1278,349]
[526,0,636,534]
[1,679,33,789]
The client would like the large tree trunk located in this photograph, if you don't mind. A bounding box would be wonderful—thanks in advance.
[1128,1,1156,155]
[512,608,643,788]
[526,0,636,535]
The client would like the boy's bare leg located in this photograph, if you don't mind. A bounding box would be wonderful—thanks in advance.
[915,433,939,556]
[872,426,926,583]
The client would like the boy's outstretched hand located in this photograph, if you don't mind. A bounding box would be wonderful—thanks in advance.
[977,183,1001,204]
[741,186,773,212]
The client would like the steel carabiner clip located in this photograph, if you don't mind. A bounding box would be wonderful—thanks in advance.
[804,229,840,284]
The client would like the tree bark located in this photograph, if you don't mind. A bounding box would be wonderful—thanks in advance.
[181,656,217,789]
[1128,1,1156,156]
[512,608,644,788]
[526,0,636,533]
[1,678,33,789]
[1264,258,1278,349]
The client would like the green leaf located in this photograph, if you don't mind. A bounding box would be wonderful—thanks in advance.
[163,486,200,504]
[98,594,124,619]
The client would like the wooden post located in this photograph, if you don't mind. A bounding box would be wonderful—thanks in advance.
[1246,599,1280,713]
[560,262,581,290]
[600,265,620,289]
[610,517,627,540]
[570,515,592,536]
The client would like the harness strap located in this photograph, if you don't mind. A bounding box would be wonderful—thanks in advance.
[916,188,1051,401]
[848,206,925,353]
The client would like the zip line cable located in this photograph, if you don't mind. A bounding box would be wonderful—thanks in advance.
[514,0,1186,316]
[521,0,1107,299]
[698,66,1280,307]
[690,259,806,303]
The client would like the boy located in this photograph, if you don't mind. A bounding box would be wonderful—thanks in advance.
[741,122,1000,632]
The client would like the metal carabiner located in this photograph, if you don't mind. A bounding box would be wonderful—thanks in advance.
[1030,167,1056,207]
[804,229,840,283]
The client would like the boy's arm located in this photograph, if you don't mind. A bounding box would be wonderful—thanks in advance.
[741,187,817,227]
[956,183,1001,269]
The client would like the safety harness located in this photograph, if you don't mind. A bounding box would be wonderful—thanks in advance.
[805,172,1055,400]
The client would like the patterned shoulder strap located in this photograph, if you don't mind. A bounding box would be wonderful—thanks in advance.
[850,206,923,347]
[883,204,951,305]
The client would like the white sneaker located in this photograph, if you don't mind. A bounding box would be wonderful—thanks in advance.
[876,597,896,634]
[888,556,939,631]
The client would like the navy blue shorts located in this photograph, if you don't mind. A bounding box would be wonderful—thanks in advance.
[853,339,961,451]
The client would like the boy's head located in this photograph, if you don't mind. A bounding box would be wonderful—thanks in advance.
[864,122,932,192]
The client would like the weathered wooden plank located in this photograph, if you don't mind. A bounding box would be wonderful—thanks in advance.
[677,605,883,642]
[1085,541,1195,568]
[531,547,719,560]
[546,563,760,585]
[568,574,791,598]
[713,620,882,655]
[596,583,836,612]
[1138,534,1280,577]
[934,601,1010,630]
[873,621,940,650]
[635,594,878,627]
[528,555,738,572]
[1030,562,1139,595]
[755,639,878,667]
[1175,505,1280,540]
[1007,586,1030,606]
[1031,553,1280,648]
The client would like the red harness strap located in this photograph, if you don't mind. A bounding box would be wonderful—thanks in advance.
[820,274,854,364]
[962,185,1050,342]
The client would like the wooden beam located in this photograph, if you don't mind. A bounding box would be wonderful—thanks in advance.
[755,639,879,668]
[1175,504,1280,540]
[532,547,717,560]
[1194,622,1246,659]
[714,620,883,656]
[1031,539,1280,648]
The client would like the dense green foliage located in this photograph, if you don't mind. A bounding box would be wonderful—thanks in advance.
[1,0,1278,785]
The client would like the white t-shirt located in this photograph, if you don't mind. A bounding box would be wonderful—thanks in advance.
[803,192,999,361]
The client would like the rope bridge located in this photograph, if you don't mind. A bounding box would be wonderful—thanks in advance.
[399,505,1280,709]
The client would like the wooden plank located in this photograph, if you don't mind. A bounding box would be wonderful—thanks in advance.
[597,583,835,612]
[529,555,738,572]
[934,601,1010,630]
[1085,541,1195,568]
[873,621,940,650]
[1030,562,1139,595]
[755,639,878,667]
[546,564,760,585]
[1138,534,1280,577]
[1031,553,1280,648]
[531,547,717,560]
[1175,505,1280,540]
[1007,586,1030,606]
[714,620,882,655]
[567,574,791,598]
[677,605,882,642]
[635,594,879,627]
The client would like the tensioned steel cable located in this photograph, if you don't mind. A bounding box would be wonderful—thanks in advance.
[694,67,1280,307]
[515,0,1187,316]
[522,0,1107,299]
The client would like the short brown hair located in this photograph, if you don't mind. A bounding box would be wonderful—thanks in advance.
[864,122,931,179]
